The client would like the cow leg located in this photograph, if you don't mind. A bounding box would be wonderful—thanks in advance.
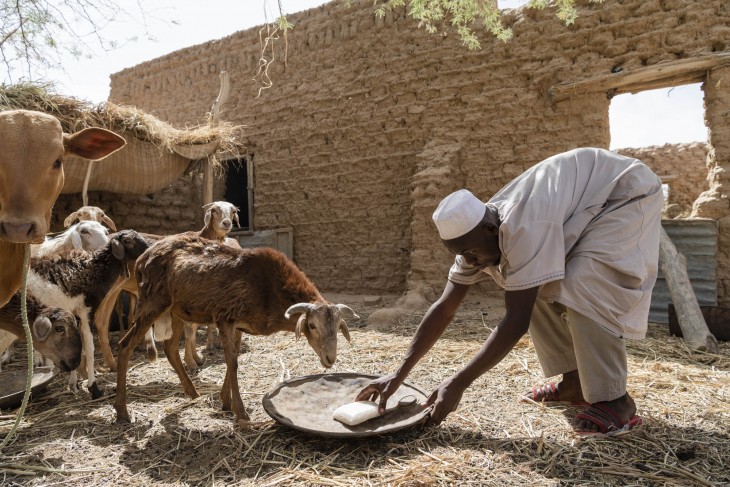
[164,316,199,399]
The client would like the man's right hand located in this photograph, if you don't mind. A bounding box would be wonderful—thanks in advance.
[356,372,404,415]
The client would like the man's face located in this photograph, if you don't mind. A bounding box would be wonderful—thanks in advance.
[443,224,500,267]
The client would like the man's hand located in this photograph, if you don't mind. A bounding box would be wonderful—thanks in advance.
[424,378,465,426]
[356,372,403,415]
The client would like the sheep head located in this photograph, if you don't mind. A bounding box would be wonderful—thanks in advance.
[30,308,82,372]
[64,206,117,231]
[73,221,109,252]
[285,302,359,368]
[109,230,150,263]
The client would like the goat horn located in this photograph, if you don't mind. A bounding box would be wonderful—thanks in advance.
[335,304,360,320]
[285,303,315,319]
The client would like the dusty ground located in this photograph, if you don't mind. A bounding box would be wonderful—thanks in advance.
[0,294,728,486]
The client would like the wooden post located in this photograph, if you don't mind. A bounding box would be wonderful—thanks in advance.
[202,71,231,207]
[658,226,719,352]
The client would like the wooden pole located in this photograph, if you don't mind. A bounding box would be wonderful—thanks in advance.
[202,71,231,207]
[658,226,719,352]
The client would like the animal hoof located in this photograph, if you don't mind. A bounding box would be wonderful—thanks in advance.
[115,415,132,424]
[147,346,158,363]
[194,353,204,367]
[88,382,104,399]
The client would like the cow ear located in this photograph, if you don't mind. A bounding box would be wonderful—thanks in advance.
[64,128,126,160]
[32,316,52,341]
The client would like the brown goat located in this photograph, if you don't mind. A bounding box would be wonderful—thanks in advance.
[0,291,82,372]
[114,233,358,424]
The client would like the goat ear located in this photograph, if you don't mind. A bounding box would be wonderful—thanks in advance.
[233,211,240,228]
[70,229,83,249]
[101,214,117,231]
[204,211,211,227]
[32,316,53,342]
[111,238,125,260]
[339,320,351,343]
[295,314,308,341]
[64,212,79,228]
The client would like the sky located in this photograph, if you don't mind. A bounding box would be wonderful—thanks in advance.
[11,0,708,149]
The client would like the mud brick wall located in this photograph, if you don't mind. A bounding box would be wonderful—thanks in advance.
[109,0,730,302]
[618,143,709,217]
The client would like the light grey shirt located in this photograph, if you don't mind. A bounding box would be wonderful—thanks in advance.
[448,148,664,339]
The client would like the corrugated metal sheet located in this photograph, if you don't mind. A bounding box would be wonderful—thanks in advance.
[649,219,718,323]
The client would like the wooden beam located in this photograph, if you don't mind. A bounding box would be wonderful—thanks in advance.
[202,71,231,206]
[550,52,730,102]
[658,226,719,352]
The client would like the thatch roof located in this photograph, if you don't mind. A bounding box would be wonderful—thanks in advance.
[0,83,246,195]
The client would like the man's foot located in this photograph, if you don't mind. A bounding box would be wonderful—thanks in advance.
[521,370,587,405]
[573,393,642,435]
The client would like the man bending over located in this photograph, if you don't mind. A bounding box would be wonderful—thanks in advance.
[358,147,663,435]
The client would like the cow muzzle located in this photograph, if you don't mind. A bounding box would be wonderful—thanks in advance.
[0,220,43,243]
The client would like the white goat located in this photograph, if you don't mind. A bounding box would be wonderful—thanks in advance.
[184,201,242,369]
[32,221,109,258]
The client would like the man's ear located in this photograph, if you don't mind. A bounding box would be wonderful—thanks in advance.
[483,221,499,235]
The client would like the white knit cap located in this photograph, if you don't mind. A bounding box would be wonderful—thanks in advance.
[432,189,486,240]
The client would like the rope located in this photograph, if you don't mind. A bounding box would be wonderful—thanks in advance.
[0,244,34,451]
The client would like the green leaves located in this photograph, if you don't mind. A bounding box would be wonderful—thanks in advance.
[373,0,604,49]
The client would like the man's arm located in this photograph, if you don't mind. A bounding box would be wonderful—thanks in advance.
[424,286,539,425]
[357,279,470,412]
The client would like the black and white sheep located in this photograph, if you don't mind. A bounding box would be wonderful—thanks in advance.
[27,230,149,398]
[114,233,358,424]
[0,291,83,373]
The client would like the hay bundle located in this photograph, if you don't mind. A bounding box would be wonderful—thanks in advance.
[0,82,245,195]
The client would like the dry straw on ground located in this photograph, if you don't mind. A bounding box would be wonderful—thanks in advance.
[0,297,728,486]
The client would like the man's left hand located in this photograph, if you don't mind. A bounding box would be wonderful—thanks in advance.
[424,378,465,426]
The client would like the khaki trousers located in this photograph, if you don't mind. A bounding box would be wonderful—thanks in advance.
[528,299,627,403]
